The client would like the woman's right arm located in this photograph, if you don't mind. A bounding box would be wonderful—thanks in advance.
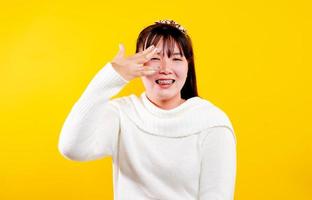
[58,44,160,162]
[57,62,129,161]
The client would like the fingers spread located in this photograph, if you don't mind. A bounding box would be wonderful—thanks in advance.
[142,45,155,54]
[130,62,159,77]
[135,47,159,64]
[145,48,159,60]
[134,45,156,58]
[137,65,159,76]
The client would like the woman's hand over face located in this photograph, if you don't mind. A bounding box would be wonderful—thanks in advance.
[111,44,160,81]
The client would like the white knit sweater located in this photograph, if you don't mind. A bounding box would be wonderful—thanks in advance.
[58,62,237,200]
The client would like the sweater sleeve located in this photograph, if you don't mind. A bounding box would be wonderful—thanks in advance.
[57,62,129,161]
[199,126,237,200]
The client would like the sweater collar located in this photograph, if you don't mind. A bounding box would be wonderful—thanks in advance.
[109,92,234,138]
[141,91,200,118]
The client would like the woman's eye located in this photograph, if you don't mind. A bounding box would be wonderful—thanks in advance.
[151,58,160,60]
[173,58,182,61]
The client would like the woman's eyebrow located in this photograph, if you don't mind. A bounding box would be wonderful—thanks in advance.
[172,52,181,55]
[156,52,181,55]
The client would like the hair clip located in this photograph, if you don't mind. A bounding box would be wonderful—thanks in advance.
[154,19,188,35]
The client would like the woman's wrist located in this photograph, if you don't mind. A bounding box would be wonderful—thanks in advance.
[111,61,132,82]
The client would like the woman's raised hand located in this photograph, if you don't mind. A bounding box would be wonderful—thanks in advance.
[111,43,160,82]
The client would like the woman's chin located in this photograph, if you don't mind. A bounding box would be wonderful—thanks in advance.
[154,91,179,100]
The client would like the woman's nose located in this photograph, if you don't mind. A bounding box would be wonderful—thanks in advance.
[159,59,171,73]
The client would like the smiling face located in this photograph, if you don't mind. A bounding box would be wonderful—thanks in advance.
[141,38,188,103]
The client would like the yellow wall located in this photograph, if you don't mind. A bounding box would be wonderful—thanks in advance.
[1,0,311,199]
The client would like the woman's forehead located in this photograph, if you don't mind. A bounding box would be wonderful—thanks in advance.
[153,39,183,57]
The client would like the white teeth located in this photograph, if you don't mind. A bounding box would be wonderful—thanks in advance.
[156,79,175,84]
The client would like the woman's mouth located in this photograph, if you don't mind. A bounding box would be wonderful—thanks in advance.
[155,79,175,88]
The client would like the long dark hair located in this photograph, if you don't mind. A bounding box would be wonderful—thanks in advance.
[135,22,199,100]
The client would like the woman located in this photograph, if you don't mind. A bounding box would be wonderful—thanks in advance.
[58,19,237,200]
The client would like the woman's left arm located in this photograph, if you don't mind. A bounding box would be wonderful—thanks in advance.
[199,126,237,200]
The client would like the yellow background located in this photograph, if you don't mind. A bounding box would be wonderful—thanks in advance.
[1,0,311,199]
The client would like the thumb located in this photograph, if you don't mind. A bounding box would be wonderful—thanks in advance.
[116,43,125,58]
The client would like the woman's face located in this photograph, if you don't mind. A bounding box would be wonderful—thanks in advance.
[141,39,188,101]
